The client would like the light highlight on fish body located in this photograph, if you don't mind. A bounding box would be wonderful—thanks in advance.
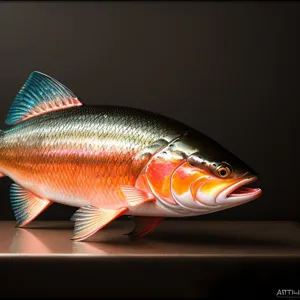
[0,72,262,241]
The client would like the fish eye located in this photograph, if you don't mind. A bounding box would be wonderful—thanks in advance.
[216,163,232,178]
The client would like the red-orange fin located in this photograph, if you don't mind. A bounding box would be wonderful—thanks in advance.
[126,216,164,239]
[120,185,155,207]
[5,71,83,126]
[71,206,128,242]
[0,173,5,178]
[10,183,52,227]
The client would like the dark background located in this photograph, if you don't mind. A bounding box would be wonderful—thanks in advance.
[0,1,298,222]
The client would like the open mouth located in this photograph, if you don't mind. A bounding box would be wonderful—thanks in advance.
[216,176,262,204]
[227,176,262,199]
[229,186,260,197]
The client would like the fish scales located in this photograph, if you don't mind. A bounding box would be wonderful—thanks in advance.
[0,105,186,209]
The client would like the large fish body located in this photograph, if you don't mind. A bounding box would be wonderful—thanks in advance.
[0,72,262,241]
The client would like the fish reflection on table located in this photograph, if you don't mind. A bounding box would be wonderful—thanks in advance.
[9,224,153,255]
[10,228,54,254]
[9,227,109,254]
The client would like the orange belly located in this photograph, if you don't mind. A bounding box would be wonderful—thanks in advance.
[0,145,145,209]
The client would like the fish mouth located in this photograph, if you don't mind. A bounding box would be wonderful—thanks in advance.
[216,176,262,204]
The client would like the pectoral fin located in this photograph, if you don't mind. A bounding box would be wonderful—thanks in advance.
[71,205,128,241]
[120,185,155,207]
[126,216,164,239]
[10,184,52,227]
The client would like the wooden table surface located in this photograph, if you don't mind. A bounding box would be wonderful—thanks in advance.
[0,220,299,298]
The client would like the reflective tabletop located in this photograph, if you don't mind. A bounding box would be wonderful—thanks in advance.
[0,220,299,257]
[0,220,299,298]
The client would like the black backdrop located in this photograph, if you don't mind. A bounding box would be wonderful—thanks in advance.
[0,1,298,221]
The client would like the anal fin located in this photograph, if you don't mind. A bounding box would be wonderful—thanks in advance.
[10,183,52,227]
[71,206,128,241]
[126,216,164,239]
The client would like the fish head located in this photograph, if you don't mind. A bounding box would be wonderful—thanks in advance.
[168,131,262,212]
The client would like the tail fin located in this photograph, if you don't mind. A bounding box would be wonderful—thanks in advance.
[0,130,5,177]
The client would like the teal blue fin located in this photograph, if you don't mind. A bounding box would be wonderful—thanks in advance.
[10,183,52,227]
[5,71,83,126]
[0,130,5,177]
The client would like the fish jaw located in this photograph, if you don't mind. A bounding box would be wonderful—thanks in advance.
[215,176,262,205]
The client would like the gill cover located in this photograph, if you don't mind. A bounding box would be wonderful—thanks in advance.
[170,161,217,210]
[137,134,219,213]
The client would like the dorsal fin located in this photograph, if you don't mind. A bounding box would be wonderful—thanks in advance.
[5,71,83,126]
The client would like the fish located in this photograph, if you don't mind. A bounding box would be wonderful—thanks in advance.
[0,71,262,241]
